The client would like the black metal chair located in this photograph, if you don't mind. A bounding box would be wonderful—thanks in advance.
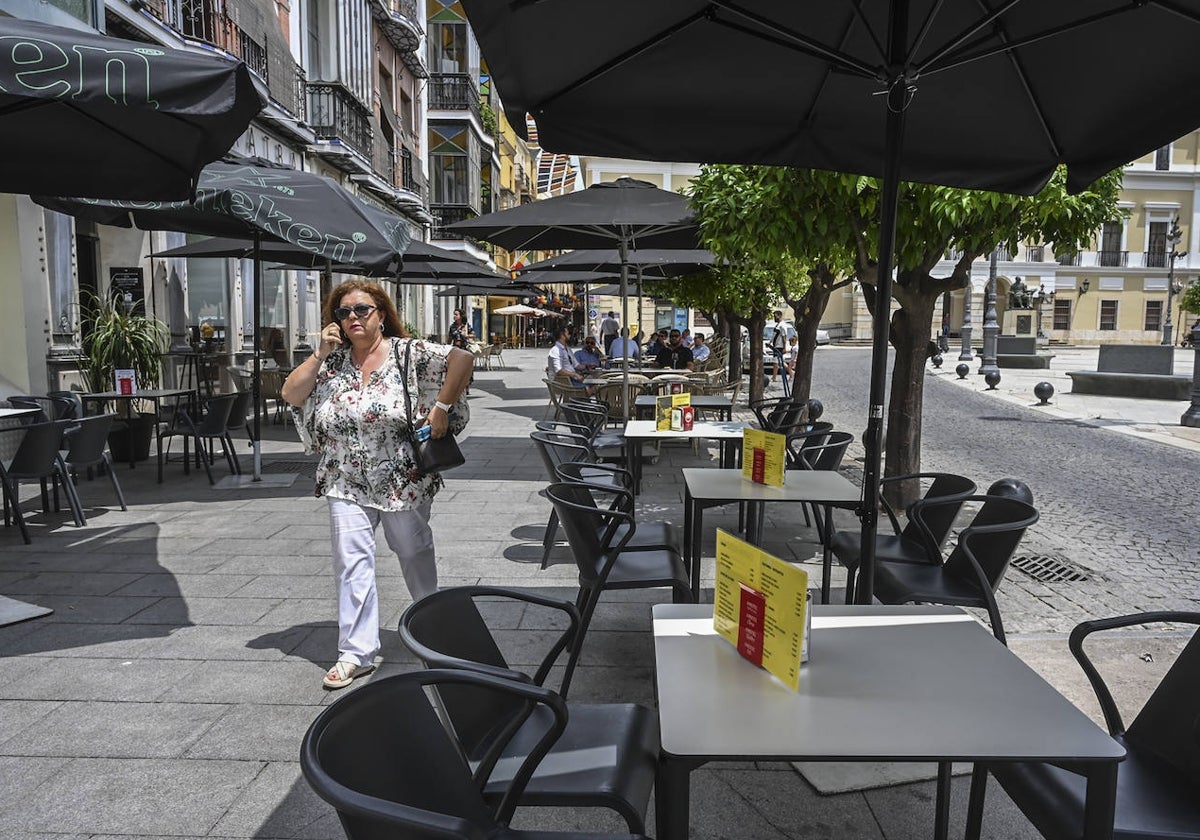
[554,460,683,557]
[61,413,126,517]
[46,390,84,420]
[870,494,1039,644]
[221,390,254,475]
[824,472,977,604]
[6,395,58,422]
[301,669,641,840]
[1,420,82,542]
[544,481,694,696]
[157,393,237,484]
[530,428,618,568]
[398,586,660,832]
[965,611,1200,840]
[749,396,807,431]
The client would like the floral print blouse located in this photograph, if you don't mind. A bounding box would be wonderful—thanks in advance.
[294,337,453,511]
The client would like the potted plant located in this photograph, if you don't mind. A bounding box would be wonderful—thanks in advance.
[80,293,169,462]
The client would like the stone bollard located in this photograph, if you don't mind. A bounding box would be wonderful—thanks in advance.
[984,370,1001,390]
[1183,320,1200,427]
[1034,382,1054,404]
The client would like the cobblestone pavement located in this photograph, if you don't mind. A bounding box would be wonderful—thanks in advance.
[810,347,1200,634]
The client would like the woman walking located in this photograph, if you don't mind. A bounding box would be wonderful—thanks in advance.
[448,308,475,393]
[282,281,472,689]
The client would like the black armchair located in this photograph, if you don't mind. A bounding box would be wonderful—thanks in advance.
[157,393,237,483]
[966,611,1200,840]
[870,494,1039,644]
[825,472,977,604]
[301,669,643,840]
[398,586,660,833]
[554,460,683,557]
[61,414,126,516]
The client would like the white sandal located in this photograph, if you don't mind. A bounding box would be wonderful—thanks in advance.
[322,660,374,690]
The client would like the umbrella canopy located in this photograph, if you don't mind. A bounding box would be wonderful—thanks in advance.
[397,259,509,285]
[38,160,411,481]
[156,236,397,277]
[447,177,699,250]
[518,249,716,277]
[493,303,542,316]
[459,0,1200,604]
[0,17,264,200]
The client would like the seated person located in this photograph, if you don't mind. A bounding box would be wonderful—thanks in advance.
[547,324,595,395]
[784,334,800,375]
[645,328,670,357]
[691,332,711,365]
[652,329,695,370]
[680,328,694,347]
[608,327,641,364]
[574,336,605,371]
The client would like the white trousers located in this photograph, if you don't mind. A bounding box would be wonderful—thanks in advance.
[328,497,438,666]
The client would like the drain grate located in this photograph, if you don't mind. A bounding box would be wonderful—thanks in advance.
[1011,554,1091,583]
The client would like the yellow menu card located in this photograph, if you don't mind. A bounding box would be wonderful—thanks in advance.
[713,528,809,691]
[741,428,786,486]
[655,392,692,431]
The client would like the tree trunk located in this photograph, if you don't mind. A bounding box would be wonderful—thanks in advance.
[883,292,937,511]
[787,281,833,405]
[746,311,767,404]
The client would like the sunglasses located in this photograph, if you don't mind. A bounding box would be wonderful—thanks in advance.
[334,304,377,321]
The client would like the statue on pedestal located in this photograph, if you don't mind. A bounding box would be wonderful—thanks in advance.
[1008,277,1032,310]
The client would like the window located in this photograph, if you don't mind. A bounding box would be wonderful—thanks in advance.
[1099,222,1124,266]
[1099,300,1118,331]
[185,236,231,333]
[1144,300,1163,332]
[429,22,469,74]
[1155,145,1170,171]
[1146,221,1169,268]
[1052,299,1071,331]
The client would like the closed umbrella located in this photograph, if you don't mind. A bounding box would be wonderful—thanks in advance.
[38,160,411,480]
[458,0,1200,603]
[0,17,264,199]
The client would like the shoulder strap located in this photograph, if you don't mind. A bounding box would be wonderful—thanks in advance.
[394,338,413,420]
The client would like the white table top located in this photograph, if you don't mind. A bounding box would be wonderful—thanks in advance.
[622,419,748,440]
[634,395,733,407]
[653,604,1124,764]
[683,467,860,505]
[0,408,39,419]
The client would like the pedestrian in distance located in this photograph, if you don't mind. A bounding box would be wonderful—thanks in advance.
[599,310,620,355]
[282,280,473,690]
[448,307,476,394]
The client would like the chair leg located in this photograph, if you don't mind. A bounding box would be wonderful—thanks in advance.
[964,764,989,840]
[218,436,237,475]
[195,434,215,484]
[57,462,86,527]
[541,508,560,569]
[3,477,31,545]
[224,434,241,474]
[560,584,603,698]
[103,453,127,511]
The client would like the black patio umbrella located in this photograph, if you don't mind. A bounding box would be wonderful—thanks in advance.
[449,177,700,417]
[38,160,411,480]
[0,17,264,200]
[518,249,716,277]
[459,0,1200,604]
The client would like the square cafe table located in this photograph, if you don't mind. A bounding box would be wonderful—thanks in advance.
[621,419,749,494]
[682,467,860,601]
[652,604,1124,840]
[633,394,733,421]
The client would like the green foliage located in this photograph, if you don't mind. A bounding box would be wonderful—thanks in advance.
[1180,278,1200,315]
[479,101,498,137]
[80,293,168,394]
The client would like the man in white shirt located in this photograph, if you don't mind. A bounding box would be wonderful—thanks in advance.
[607,327,641,364]
[599,311,620,355]
[691,333,711,364]
[547,325,595,395]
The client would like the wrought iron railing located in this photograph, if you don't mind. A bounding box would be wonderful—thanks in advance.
[372,132,397,186]
[993,245,1015,261]
[1098,250,1128,267]
[1056,252,1082,266]
[307,82,373,159]
[428,73,481,121]
[431,204,474,240]
[399,148,426,199]
[1025,245,1045,262]
[944,248,964,261]
[1145,250,1169,268]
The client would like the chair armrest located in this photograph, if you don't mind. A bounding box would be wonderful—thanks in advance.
[1069,611,1200,737]
[879,472,949,536]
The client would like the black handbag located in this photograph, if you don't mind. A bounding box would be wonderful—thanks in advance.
[397,340,465,474]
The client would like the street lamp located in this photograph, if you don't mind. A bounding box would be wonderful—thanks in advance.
[979,247,1000,377]
[1032,284,1055,340]
[1163,216,1186,346]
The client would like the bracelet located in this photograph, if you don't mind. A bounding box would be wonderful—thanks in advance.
[434,400,453,414]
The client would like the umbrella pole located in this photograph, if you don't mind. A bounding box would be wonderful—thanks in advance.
[856,17,910,605]
[619,236,630,421]
[252,232,263,481]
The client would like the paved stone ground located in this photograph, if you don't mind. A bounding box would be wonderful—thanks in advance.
[0,346,1193,839]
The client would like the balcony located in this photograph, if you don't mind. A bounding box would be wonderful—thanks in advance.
[1145,251,1168,268]
[1056,252,1082,266]
[429,73,481,122]
[137,0,306,121]
[993,245,1016,261]
[370,0,425,62]
[308,82,373,159]
[399,148,426,201]
[1097,250,1128,267]
[944,248,964,262]
[432,204,490,254]
[1025,245,1045,262]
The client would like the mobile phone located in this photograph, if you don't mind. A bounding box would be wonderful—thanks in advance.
[415,425,432,442]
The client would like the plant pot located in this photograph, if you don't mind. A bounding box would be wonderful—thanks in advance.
[107,413,156,463]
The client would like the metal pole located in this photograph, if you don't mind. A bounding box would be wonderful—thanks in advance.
[251,232,263,481]
[979,248,999,376]
[1183,319,1200,427]
[619,235,630,421]
[1163,217,1182,346]
[958,273,974,361]
[856,0,909,605]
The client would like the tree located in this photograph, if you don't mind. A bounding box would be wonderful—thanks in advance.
[684,166,858,404]
[688,165,1123,507]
